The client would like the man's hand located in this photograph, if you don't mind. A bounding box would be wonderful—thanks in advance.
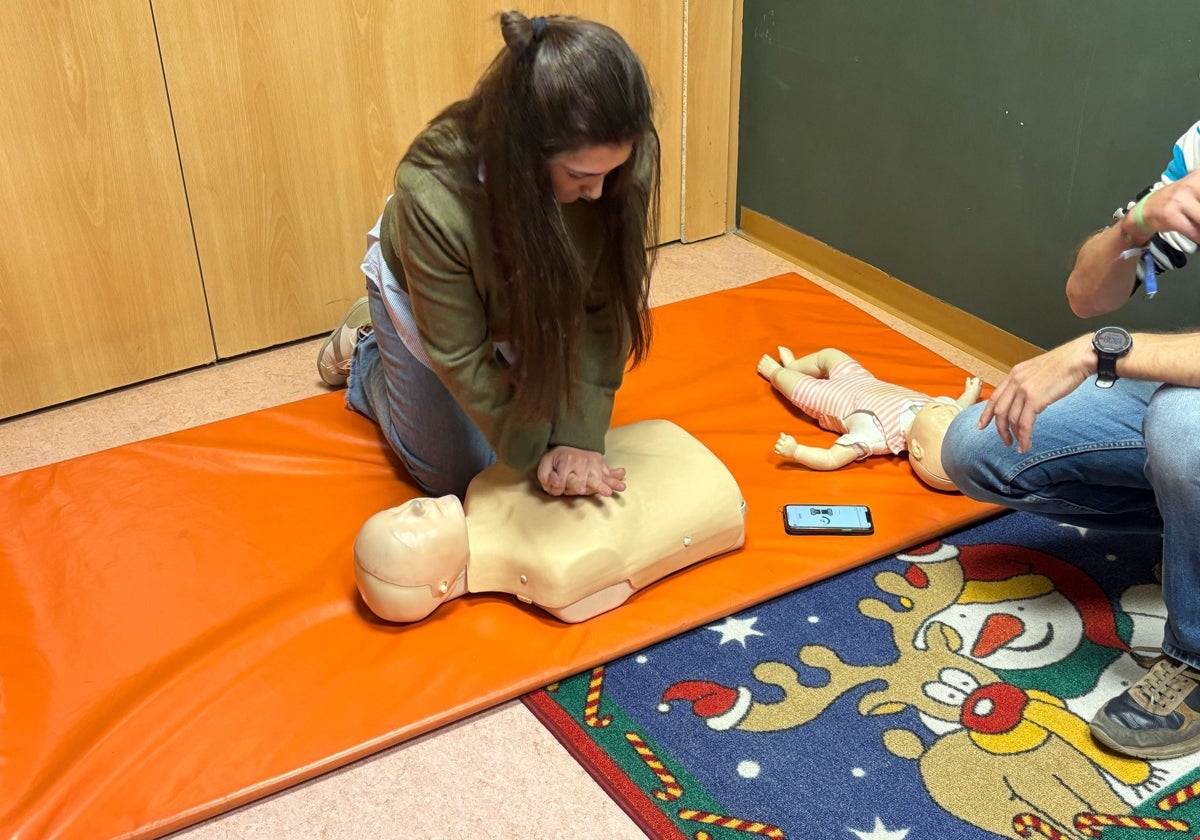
[537,446,627,497]
[1138,169,1200,244]
[977,335,1094,452]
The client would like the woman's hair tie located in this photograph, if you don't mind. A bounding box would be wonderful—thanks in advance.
[530,16,547,42]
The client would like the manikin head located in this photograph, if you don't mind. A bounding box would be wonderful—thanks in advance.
[353,496,471,623]
[907,401,964,492]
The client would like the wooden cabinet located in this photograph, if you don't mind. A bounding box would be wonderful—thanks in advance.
[1,1,736,417]
[0,1,214,418]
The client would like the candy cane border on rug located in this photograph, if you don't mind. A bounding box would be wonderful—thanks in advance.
[528,673,786,839]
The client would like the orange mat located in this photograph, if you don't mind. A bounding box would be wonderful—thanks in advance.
[0,274,998,839]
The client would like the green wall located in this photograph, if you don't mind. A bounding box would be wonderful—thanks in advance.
[737,1,1200,349]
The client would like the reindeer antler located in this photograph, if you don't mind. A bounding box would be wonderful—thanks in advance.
[734,544,994,732]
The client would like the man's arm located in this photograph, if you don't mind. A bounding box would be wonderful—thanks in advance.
[1064,221,1145,318]
[980,122,1200,452]
[1069,168,1200,317]
[978,328,1200,452]
[1120,331,1200,387]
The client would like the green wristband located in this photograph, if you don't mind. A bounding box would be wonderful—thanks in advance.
[1131,195,1153,236]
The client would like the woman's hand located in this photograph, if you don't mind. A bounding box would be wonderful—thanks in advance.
[537,446,627,497]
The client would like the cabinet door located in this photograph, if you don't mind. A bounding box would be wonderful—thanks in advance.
[0,1,214,419]
[154,0,687,359]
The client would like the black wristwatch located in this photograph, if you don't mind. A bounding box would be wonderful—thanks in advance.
[1092,326,1132,389]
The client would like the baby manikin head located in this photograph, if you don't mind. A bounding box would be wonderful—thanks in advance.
[907,401,963,492]
[353,495,471,622]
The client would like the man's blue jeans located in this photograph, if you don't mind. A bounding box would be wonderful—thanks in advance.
[942,376,1200,671]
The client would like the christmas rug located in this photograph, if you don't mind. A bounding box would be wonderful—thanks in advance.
[525,512,1200,840]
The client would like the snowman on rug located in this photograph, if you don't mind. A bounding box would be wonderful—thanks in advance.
[903,540,1166,719]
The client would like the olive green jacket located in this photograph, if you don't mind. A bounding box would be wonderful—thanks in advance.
[378,122,629,473]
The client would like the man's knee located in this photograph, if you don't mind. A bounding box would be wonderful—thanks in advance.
[1145,385,1200,474]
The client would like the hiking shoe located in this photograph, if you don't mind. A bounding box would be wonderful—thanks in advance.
[317,297,372,387]
[1090,655,1200,759]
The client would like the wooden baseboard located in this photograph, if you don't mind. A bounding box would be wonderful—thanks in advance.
[738,207,1042,373]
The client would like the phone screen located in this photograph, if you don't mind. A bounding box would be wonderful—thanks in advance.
[783,504,874,535]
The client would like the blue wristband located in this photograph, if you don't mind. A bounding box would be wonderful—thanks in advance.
[1142,251,1157,298]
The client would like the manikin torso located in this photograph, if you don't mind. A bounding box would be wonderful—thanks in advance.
[354,419,747,623]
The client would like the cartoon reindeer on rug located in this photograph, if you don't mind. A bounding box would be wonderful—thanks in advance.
[661,542,1167,839]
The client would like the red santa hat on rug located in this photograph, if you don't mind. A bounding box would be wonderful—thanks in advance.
[659,680,752,731]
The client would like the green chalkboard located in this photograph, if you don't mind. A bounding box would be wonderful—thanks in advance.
[738,0,1200,348]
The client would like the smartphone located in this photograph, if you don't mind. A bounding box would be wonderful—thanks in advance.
[783,504,874,535]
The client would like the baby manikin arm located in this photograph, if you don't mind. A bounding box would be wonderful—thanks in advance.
[772,433,861,471]
[463,419,747,622]
[955,376,984,409]
[772,407,882,472]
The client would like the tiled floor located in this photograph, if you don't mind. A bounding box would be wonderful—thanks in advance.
[1,234,1001,838]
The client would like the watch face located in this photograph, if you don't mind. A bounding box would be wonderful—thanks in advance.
[1094,327,1132,354]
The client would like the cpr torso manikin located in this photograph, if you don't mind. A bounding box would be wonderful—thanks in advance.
[353,419,747,623]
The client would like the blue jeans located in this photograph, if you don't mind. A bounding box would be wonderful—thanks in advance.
[345,283,496,498]
[942,376,1200,670]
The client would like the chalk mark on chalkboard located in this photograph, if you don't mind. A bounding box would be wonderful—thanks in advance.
[1063,45,1098,220]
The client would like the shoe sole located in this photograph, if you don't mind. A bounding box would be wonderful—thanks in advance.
[1090,720,1200,760]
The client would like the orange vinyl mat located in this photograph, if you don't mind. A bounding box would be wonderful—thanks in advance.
[0,273,999,839]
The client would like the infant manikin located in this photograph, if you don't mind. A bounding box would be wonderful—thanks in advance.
[757,346,982,491]
[354,419,747,623]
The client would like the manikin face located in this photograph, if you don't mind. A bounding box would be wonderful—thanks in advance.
[353,495,470,623]
[547,142,634,204]
[378,495,465,555]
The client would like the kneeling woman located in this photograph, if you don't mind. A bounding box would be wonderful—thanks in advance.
[320,11,661,500]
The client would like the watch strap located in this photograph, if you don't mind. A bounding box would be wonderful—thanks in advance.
[1095,353,1118,388]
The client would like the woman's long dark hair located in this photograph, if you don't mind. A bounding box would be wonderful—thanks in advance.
[406,11,660,421]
